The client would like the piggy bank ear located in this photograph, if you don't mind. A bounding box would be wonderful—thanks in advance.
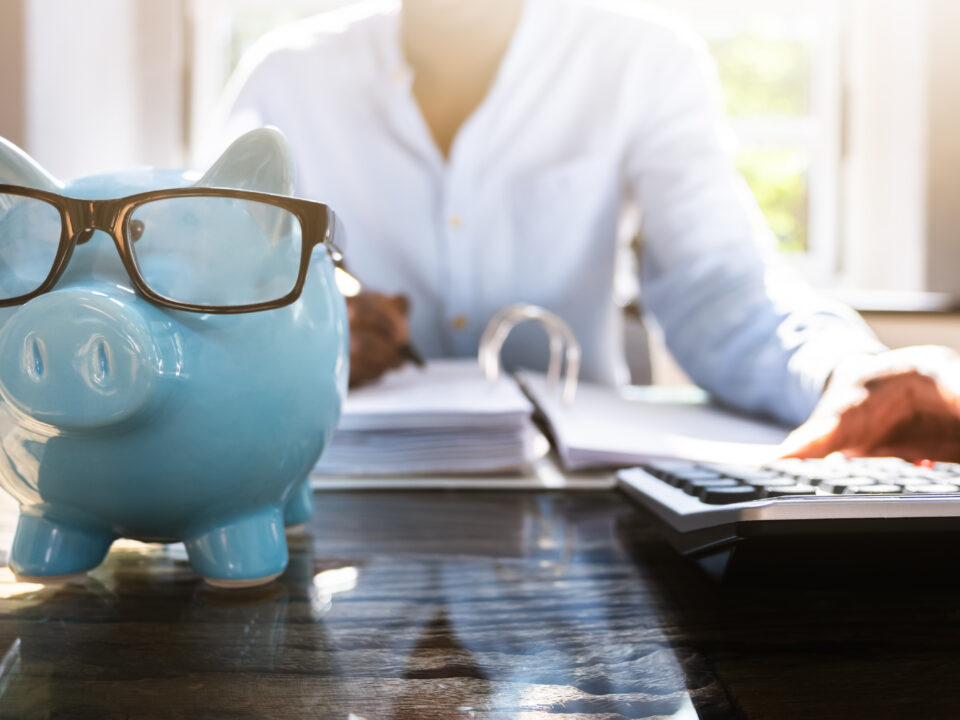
[0,137,60,190]
[195,127,294,196]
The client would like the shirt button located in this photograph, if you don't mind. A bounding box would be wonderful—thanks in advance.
[452,315,468,331]
[448,214,462,229]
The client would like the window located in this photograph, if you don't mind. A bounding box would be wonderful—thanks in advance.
[188,0,352,157]
[651,0,843,286]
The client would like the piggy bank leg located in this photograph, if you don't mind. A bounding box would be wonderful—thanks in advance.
[283,480,315,530]
[10,510,115,582]
[184,506,288,588]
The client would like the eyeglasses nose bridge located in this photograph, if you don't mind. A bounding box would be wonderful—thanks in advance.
[66,199,122,244]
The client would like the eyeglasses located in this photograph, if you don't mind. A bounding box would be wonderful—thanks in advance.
[0,184,344,314]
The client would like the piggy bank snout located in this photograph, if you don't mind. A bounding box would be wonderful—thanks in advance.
[0,291,160,429]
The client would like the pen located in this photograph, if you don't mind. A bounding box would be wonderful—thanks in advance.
[399,342,426,367]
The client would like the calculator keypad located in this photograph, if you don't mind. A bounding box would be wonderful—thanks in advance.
[641,458,960,504]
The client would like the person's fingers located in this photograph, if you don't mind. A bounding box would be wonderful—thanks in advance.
[864,372,955,417]
[390,294,411,316]
[349,330,402,387]
[351,332,396,366]
[350,314,398,342]
[782,369,957,459]
[784,381,960,461]
[347,293,409,345]
[867,412,960,461]
[865,440,960,463]
[779,414,845,458]
[782,385,901,458]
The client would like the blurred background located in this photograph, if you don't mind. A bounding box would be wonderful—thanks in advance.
[1,0,958,381]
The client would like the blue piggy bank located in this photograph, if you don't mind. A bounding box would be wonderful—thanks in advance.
[0,129,348,587]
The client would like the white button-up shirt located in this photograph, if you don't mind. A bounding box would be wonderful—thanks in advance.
[215,0,884,425]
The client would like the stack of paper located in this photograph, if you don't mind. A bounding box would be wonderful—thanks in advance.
[515,370,791,470]
[313,360,549,476]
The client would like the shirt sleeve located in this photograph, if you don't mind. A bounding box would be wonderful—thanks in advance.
[625,30,886,427]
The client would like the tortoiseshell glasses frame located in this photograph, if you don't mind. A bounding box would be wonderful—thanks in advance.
[0,184,344,314]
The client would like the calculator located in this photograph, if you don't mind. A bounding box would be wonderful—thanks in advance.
[618,456,960,582]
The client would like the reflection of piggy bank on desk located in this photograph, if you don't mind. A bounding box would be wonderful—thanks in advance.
[0,129,348,587]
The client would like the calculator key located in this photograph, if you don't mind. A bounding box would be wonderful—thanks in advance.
[794,470,859,485]
[665,471,723,489]
[818,477,878,494]
[850,484,903,494]
[699,486,760,504]
[731,470,785,483]
[698,463,757,477]
[710,466,779,478]
[854,467,903,481]
[645,460,698,476]
[772,458,848,474]
[741,477,797,488]
[914,470,958,482]
[896,477,934,488]
[682,478,740,495]
[680,469,723,478]
[906,483,959,494]
[764,484,817,497]
[847,457,909,469]
[762,459,812,474]
[668,470,723,487]
[931,462,960,474]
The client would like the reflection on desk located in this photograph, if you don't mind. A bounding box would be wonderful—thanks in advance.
[1,489,959,719]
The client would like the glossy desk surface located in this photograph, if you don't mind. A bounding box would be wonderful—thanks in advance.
[1,489,959,719]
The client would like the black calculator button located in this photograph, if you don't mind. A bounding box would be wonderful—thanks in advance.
[645,460,697,476]
[699,486,760,504]
[764,484,817,497]
[677,469,724,481]
[742,477,797,488]
[682,478,740,495]
[719,468,782,482]
[818,477,878,494]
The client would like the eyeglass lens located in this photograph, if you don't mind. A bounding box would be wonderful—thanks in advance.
[0,192,62,300]
[129,196,304,307]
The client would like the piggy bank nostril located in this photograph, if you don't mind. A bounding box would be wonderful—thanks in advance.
[23,334,46,383]
[95,338,112,385]
[80,334,115,390]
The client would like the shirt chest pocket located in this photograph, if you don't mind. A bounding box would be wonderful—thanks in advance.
[503,154,620,301]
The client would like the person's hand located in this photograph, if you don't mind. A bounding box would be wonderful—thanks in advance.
[780,346,960,462]
[346,292,411,388]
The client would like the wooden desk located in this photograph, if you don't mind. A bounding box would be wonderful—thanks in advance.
[1,489,959,719]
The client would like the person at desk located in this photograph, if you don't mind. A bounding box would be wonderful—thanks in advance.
[214,0,960,462]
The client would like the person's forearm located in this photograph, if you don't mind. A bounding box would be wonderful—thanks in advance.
[647,260,886,426]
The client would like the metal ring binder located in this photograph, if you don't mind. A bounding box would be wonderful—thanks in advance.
[478,304,581,405]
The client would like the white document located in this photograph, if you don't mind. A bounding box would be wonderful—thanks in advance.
[335,359,535,431]
[314,359,548,476]
[516,370,792,470]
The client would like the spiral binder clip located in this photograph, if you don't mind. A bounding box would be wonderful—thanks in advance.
[478,304,581,406]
